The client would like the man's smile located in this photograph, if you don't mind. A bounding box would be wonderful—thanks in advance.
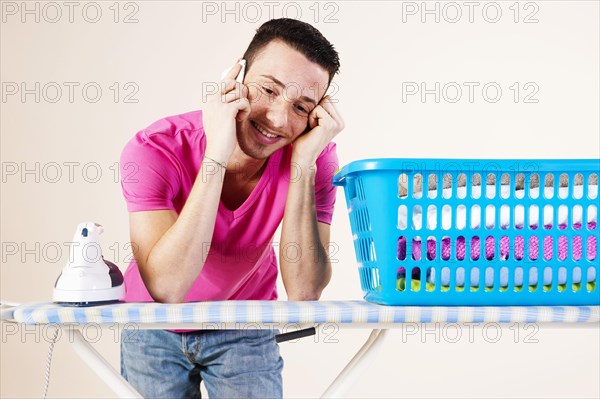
[250,120,286,143]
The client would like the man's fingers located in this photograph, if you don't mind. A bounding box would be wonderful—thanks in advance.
[221,78,237,94]
[319,96,344,130]
[308,106,322,129]
[234,98,251,122]
[306,100,343,138]
[222,84,248,103]
[307,105,334,133]
[220,80,248,97]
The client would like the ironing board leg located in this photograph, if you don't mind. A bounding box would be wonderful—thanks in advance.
[320,329,388,399]
[71,330,143,399]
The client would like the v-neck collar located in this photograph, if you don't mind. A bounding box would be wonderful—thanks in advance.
[218,149,280,221]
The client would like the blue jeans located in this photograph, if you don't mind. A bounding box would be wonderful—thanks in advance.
[120,329,284,398]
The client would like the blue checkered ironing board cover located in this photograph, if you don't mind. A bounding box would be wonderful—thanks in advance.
[9,301,600,325]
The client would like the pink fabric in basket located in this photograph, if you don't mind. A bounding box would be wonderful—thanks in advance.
[398,222,597,262]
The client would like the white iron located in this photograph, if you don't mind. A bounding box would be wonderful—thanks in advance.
[53,222,125,306]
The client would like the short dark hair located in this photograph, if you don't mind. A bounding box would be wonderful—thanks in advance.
[243,18,340,86]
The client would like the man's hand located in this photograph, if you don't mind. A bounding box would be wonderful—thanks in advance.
[202,59,251,164]
[291,95,344,166]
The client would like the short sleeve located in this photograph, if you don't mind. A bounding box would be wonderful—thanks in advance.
[314,142,340,225]
[119,135,180,212]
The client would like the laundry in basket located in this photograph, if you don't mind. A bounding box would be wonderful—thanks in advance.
[333,158,600,306]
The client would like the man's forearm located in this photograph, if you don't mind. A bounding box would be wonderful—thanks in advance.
[280,160,331,301]
[144,161,225,302]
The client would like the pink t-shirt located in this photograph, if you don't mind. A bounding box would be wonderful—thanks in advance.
[119,110,339,303]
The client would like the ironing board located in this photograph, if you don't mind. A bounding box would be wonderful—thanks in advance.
[2,300,599,398]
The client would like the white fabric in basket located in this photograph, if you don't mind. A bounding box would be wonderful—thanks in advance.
[398,186,598,230]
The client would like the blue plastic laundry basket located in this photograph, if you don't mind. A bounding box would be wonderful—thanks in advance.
[333,158,600,306]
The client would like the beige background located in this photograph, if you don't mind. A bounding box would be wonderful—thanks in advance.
[1,1,599,398]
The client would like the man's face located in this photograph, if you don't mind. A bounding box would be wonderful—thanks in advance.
[236,40,330,160]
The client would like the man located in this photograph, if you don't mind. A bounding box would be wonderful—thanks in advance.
[119,18,343,398]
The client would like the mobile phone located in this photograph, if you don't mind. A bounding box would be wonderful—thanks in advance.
[220,59,246,83]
